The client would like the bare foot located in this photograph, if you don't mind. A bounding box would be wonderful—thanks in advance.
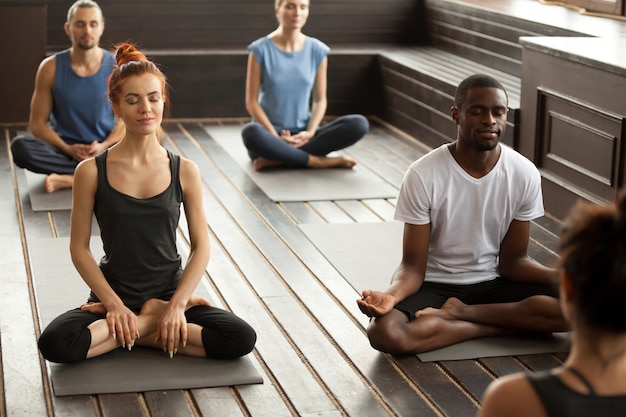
[139,295,211,316]
[187,294,211,308]
[308,155,357,169]
[80,301,107,315]
[45,173,73,193]
[415,297,465,320]
[253,157,285,171]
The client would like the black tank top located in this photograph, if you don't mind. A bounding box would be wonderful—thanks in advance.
[527,370,626,417]
[91,148,183,311]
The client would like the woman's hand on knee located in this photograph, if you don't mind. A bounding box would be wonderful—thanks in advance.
[105,304,139,350]
[156,303,187,358]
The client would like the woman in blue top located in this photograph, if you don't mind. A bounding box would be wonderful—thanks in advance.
[242,0,369,171]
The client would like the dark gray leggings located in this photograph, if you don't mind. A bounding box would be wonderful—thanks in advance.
[10,135,79,175]
[38,305,257,363]
[241,114,369,166]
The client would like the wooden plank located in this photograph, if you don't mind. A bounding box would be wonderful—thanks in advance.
[190,387,245,417]
[143,391,194,417]
[100,394,146,417]
[517,354,564,371]
[396,356,480,416]
[335,200,383,223]
[279,202,325,225]
[308,201,355,223]
[0,129,49,416]
[480,356,529,377]
[440,360,495,402]
[361,199,397,221]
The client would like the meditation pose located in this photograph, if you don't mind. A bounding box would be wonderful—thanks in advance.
[241,0,369,171]
[38,43,257,363]
[10,0,118,193]
[357,74,567,354]
[478,192,626,417]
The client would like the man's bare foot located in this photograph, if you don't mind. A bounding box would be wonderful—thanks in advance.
[308,155,357,169]
[415,297,465,320]
[45,173,73,193]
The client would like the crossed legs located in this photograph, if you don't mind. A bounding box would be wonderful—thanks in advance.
[367,291,567,355]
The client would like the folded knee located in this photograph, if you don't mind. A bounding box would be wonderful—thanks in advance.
[366,321,413,355]
[38,330,89,363]
[202,320,257,359]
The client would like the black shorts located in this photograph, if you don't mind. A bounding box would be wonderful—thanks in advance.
[394,277,558,320]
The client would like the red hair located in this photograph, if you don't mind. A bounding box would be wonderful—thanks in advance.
[108,42,169,116]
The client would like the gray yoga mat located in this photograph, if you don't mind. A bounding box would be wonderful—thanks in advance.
[298,221,570,362]
[204,125,398,202]
[30,237,263,396]
[25,170,73,211]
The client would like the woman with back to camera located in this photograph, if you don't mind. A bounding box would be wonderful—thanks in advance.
[38,42,257,363]
[478,192,626,416]
[241,0,369,171]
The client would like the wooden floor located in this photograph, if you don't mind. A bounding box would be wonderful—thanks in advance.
[0,117,566,417]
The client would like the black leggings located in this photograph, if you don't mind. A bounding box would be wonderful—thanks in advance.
[38,306,257,363]
[394,277,559,321]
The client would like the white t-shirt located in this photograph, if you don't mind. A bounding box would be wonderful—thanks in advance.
[394,144,544,284]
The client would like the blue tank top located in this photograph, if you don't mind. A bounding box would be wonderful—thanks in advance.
[50,48,115,145]
[248,36,329,132]
[91,148,184,311]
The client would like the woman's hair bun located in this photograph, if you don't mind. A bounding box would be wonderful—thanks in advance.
[114,42,147,67]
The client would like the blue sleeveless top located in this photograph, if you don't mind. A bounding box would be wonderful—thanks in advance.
[50,48,115,145]
[248,36,329,132]
[91,148,184,311]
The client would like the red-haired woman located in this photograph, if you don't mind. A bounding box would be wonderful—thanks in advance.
[38,43,256,363]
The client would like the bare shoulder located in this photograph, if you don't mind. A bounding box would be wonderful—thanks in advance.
[179,157,200,177]
[75,158,98,183]
[72,158,99,199]
[478,373,547,417]
[179,157,201,191]
[36,55,57,82]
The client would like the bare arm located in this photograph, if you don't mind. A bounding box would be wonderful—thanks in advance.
[244,52,278,136]
[29,56,97,161]
[498,219,558,284]
[156,158,211,354]
[29,57,72,155]
[69,159,138,346]
[301,56,328,138]
[357,223,430,317]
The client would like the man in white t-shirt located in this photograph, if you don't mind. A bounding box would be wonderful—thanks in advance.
[357,74,567,354]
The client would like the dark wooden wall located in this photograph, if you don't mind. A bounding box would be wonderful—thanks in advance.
[519,36,626,218]
[0,1,46,123]
[46,0,426,51]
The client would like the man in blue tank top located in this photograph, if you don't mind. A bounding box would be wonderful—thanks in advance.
[10,0,118,193]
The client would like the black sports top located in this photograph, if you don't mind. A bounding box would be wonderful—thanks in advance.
[526,369,626,417]
[90,148,184,311]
